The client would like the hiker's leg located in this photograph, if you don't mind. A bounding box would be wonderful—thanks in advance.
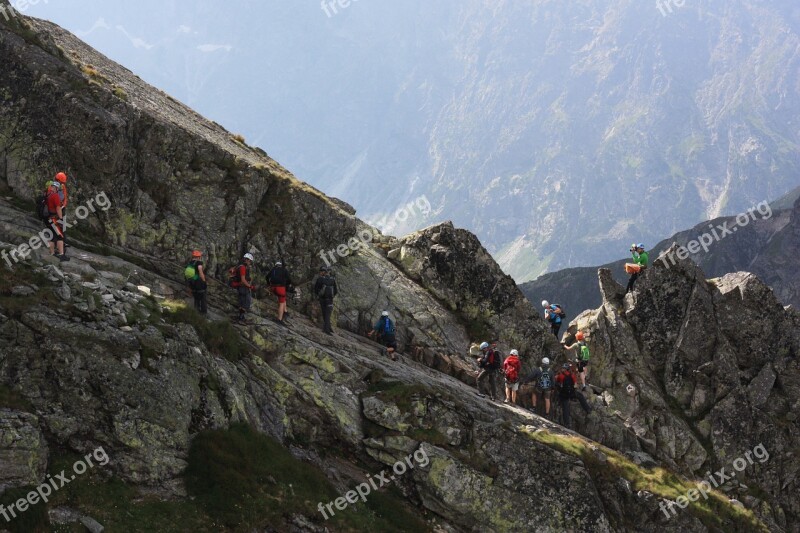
[626,272,638,293]
[561,398,571,428]
[476,370,487,394]
[489,371,497,399]
[323,302,333,332]
[531,391,538,409]
[200,291,208,314]
[545,393,551,416]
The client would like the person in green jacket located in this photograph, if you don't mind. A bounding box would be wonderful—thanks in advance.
[626,243,648,293]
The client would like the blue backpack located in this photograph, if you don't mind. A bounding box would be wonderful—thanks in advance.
[382,317,395,335]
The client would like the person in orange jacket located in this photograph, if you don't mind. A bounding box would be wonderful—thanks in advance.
[502,349,522,404]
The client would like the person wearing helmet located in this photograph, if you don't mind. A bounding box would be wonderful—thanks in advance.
[475,341,501,400]
[232,253,256,324]
[542,300,565,338]
[184,250,208,314]
[626,243,649,293]
[267,260,294,325]
[369,311,398,360]
[522,356,555,418]
[563,331,591,390]
[313,265,338,335]
[502,349,522,404]
[555,361,593,428]
[43,180,70,261]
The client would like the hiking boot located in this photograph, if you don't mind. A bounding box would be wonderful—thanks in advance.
[58,254,70,262]
[476,392,487,398]
[581,385,587,391]
[503,399,509,404]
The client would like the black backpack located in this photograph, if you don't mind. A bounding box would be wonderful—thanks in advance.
[37,192,52,220]
[559,372,575,399]
[317,277,336,299]
[554,304,566,320]
[487,349,502,370]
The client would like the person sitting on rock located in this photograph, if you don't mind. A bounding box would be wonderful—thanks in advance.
[542,300,565,338]
[555,362,593,429]
[502,349,522,404]
[474,341,501,400]
[522,357,554,418]
[313,265,338,335]
[185,250,208,315]
[563,331,590,391]
[368,311,398,361]
[267,261,293,325]
[626,243,648,293]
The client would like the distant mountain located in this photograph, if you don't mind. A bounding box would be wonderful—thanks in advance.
[520,190,800,316]
[24,0,800,282]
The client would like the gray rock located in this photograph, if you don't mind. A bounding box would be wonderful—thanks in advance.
[0,409,48,489]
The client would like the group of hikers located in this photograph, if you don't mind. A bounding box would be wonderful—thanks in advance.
[472,333,593,428]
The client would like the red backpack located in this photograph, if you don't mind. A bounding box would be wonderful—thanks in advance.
[505,362,519,383]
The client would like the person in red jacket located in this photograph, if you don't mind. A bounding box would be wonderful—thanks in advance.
[555,363,593,429]
[45,181,69,261]
[502,349,522,404]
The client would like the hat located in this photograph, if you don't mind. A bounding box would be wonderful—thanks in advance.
[192,250,202,258]
[381,310,389,317]
[243,253,255,262]
[479,342,489,350]
[510,349,519,356]
[542,357,550,365]
[55,172,67,183]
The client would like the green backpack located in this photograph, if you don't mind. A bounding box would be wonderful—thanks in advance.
[184,262,199,282]
[579,341,590,362]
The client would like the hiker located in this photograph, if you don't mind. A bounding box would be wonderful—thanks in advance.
[185,250,208,315]
[313,265,338,335]
[555,362,592,429]
[502,349,522,404]
[43,181,69,261]
[522,357,554,418]
[230,253,256,324]
[267,261,293,325]
[626,243,648,293]
[475,341,502,400]
[542,300,565,338]
[563,331,590,391]
[368,311,398,361]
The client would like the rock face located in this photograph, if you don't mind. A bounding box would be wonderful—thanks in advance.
[0,6,794,532]
[564,245,800,531]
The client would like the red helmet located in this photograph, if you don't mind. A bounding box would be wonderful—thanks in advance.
[192,250,202,258]
[55,172,67,184]
[576,331,585,341]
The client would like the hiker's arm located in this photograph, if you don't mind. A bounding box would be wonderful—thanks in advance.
[56,205,64,219]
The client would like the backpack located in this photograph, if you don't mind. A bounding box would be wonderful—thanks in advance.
[227,264,247,287]
[559,372,575,399]
[537,368,552,390]
[184,261,199,282]
[487,349,502,370]
[553,305,566,320]
[317,277,335,299]
[382,317,395,335]
[37,191,53,220]
[579,342,590,362]
[269,266,289,286]
[505,361,519,383]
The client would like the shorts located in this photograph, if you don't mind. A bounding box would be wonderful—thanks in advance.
[237,286,252,310]
[380,334,398,351]
[577,360,589,372]
[272,285,287,303]
[534,388,552,397]
[505,380,519,391]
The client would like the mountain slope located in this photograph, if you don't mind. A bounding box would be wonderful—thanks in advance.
[0,6,795,532]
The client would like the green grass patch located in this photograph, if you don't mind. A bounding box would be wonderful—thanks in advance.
[524,428,768,532]
[185,423,431,532]
[162,300,248,362]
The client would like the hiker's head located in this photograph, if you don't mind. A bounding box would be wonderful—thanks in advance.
[637,243,645,251]
[575,331,585,341]
[319,265,330,275]
[542,300,549,308]
[542,357,550,366]
[510,349,519,357]
[192,250,202,259]
[275,261,283,267]
[55,172,68,184]
[381,310,389,318]
[51,181,62,190]
[479,341,489,351]
[243,253,255,264]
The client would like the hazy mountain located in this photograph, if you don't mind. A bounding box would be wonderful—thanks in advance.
[22,0,800,281]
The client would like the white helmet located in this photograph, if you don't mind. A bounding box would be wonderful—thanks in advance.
[510,349,519,356]
[542,357,550,365]
[381,310,389,317]
[479,341,489,350]
[243,253,255,261]
[542,300,549,308]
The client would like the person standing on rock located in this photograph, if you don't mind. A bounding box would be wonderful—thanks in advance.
[475,342,501,400]
[185,250,208,315]
[542,300,565,338]
[626,243,648,293]
[555,362,592,429]
[231,253,256,324]
[522,357,554,418]
[563,331,590,391]
[502,349,522,404]
[313,266,338,335]
[44,180,69,262]
[267,261,293,325]
[369,311,398,361]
